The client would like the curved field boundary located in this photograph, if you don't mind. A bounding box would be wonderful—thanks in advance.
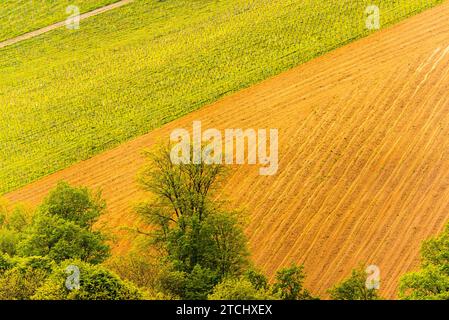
[0,0,133,49]
[6,2,449,298]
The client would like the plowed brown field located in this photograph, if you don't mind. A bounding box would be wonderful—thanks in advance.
[5,2,449,298]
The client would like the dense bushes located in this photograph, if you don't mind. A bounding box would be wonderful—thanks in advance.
[208,277,275,300]
[18,212,109,264]
[0,182,143,300]
[33,260,143,300]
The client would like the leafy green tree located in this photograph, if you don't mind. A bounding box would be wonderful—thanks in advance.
[0,229,21,256]
[0,184,146,301]
[16,182,110,264]
[0,205,31,256]
[138,145,223,266]
[209,269,275,300]
[400,265,449,300]
[17,213,109,264]
[38,181,105,229]
[328,267,380,300]
[183,265,219,300]
[137,145,249,298]
[202,212,249,277]
[6,206,31,232]
[272,264,316,300]
[32,260,144,300]
[0,255,55,300]
[399,223,449,299]
[421,224,449,271]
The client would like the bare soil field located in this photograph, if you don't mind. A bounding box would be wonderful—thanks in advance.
[5,2,449,298]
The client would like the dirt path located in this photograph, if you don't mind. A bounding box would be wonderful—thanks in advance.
[5,2,449,298]
[0,0,133,49]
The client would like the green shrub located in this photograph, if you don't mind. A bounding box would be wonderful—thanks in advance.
[33,260,144,300]
[17,213,109,264]
[328,267,381,300]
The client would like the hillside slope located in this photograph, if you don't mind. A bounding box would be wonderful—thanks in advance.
[6,2,449,298]
[0,0,441,194]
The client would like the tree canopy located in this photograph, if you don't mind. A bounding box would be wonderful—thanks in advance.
[0,182,143,300]
[328,267,381,300]
[400,223,449,300]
